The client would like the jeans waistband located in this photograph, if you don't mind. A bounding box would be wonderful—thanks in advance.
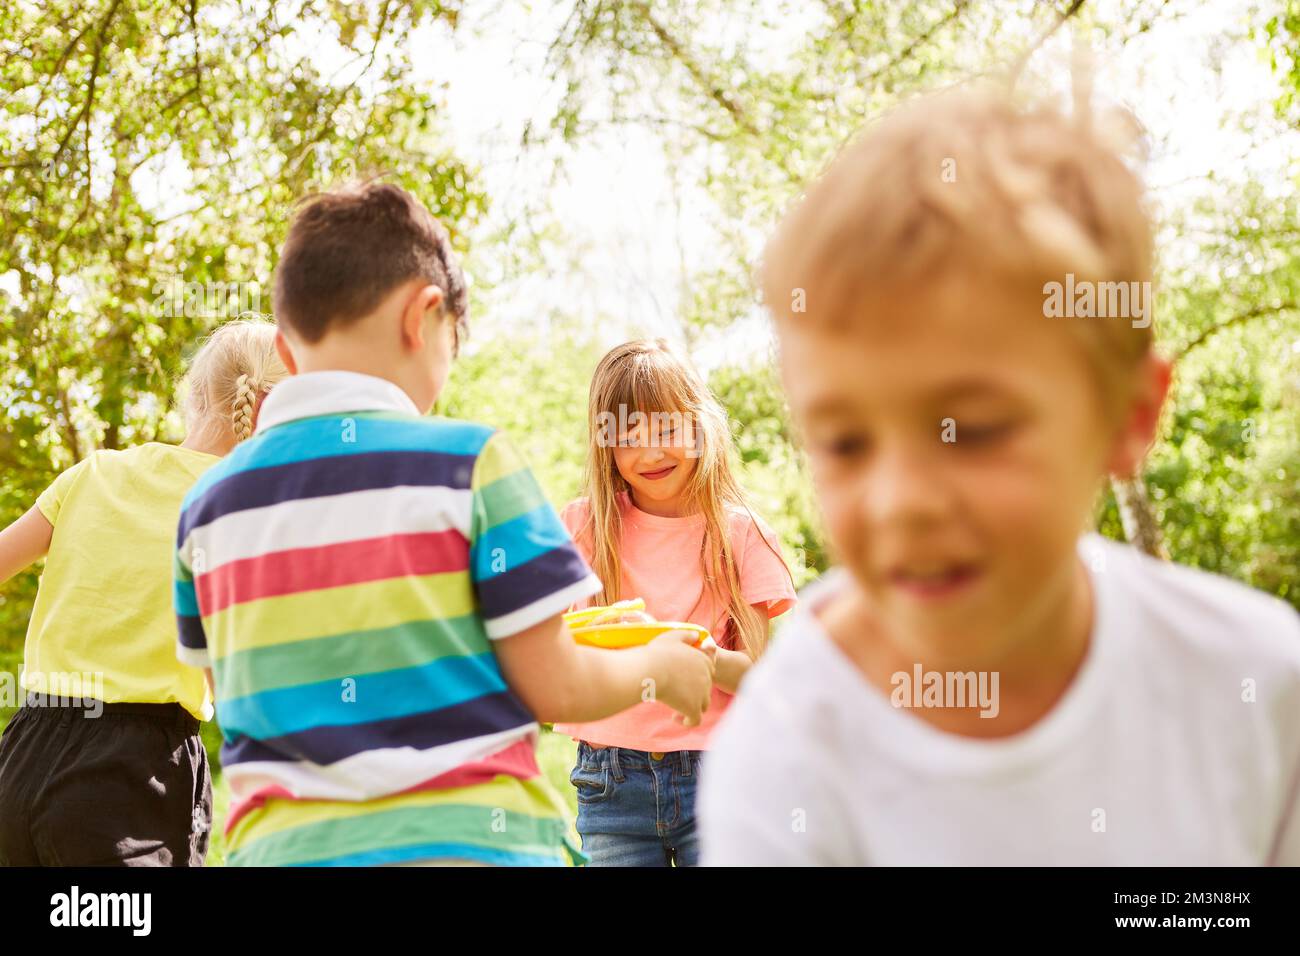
[581,743,699,778]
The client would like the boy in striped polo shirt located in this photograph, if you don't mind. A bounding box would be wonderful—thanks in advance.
[174,183,715,866]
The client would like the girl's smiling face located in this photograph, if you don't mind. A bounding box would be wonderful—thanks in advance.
[778,276,1167,669]
[612,410,699,516]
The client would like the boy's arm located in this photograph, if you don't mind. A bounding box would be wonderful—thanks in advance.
[0,506,54,586]
[494,614,714,725]
[471,431,710,723]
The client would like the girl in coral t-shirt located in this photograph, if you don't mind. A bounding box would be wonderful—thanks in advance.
[556,339,797,866]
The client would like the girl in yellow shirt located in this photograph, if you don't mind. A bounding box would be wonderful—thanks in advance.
[0,319,286,866]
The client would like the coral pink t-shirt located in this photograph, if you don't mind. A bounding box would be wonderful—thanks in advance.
[553,491,797,752]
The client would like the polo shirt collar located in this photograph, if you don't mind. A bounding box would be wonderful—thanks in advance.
[255,371,421,434]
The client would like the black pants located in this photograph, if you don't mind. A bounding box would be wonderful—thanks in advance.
[0,695,212,866]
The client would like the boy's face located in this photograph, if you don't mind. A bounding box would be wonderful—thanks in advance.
[779,278,1130,666]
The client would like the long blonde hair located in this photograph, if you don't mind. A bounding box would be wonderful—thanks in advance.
[182,318,288,442]
[574,339,790,659]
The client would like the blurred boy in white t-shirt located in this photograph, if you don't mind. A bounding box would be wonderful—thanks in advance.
[700,88,1300,866]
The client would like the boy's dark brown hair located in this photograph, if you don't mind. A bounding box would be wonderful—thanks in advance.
[273,181,469,344]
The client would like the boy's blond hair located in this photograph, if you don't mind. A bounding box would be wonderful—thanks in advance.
[762,87,1155,414]
[182,318,289,441]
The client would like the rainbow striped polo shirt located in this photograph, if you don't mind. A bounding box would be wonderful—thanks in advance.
[173,370,601,866]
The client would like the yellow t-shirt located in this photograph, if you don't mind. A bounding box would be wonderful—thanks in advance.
[23,443,219,720]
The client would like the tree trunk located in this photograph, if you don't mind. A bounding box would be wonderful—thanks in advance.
[1111,475,1166,559]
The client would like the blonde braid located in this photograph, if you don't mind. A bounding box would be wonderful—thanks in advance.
[231,372,258,442]
[182,318,287,447]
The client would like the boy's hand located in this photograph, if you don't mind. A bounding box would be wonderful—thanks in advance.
[647,629,716,727]
[497,615,716,725]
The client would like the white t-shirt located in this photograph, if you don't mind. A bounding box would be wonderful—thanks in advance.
[699,535,1300,866]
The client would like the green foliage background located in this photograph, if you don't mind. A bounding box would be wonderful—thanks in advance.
[2,0,1296,652]
[2,0,1297,657]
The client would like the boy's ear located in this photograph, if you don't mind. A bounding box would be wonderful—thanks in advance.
[1106,353,1172,478]
[274,330,299,375]
[400,284,446,352]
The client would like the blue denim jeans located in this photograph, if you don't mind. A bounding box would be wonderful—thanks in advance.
[569,742,703,867]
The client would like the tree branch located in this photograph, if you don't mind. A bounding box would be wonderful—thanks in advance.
[867,0,972,84]
[632,0,758,136]
[51,0,123,167]
[1006,0,1087,88]
[56,385,83,463]
[1176,301,1299,359]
